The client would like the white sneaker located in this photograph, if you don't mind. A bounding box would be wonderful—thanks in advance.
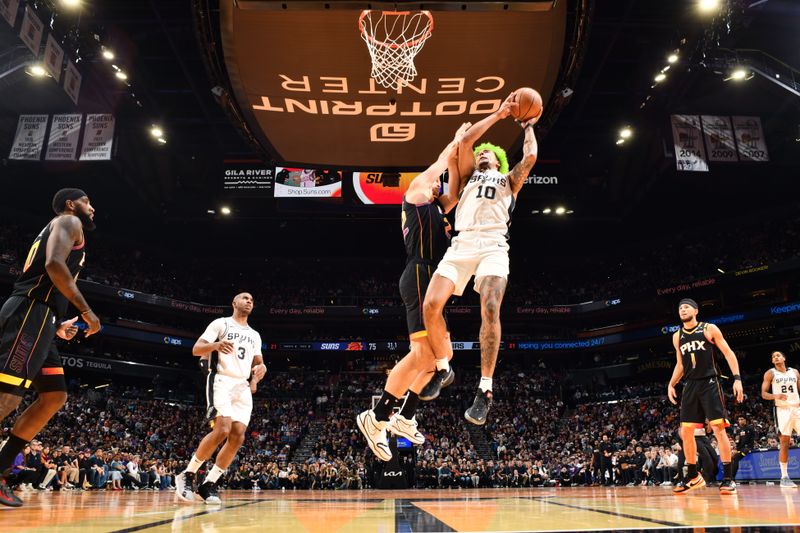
[356,409,392,461]
[386,414,425,445]
[780,477,797,488]
[174,471,196,503]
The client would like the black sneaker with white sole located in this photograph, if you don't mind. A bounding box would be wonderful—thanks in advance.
[464,389,493,425]
[673,474,706,494]
[419,368,455,401]
[197,481,221,504]
[719,479,737,494]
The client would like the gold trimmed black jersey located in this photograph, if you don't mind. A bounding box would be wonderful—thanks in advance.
[11,219,85,317]
[401,198,451,263]
[679,322,720,380]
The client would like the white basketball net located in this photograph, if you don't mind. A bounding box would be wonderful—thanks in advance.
[359,10,434,90]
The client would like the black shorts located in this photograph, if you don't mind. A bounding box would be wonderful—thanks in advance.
[399,261,443,339]
[680,377,730,428]
[0,296,66,396]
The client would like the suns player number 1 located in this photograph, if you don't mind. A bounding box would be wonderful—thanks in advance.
[476,185,496,200]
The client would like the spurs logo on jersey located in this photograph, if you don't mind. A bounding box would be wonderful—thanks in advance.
[771,367,800,407]
[199,317,262,380]
[455,169,515,238]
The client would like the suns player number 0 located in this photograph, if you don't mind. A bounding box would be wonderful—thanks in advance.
[476,185,496,200]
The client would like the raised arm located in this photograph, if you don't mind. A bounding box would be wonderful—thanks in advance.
[457,92,517,179]
[508,121,539,196]
[405,122,471,208]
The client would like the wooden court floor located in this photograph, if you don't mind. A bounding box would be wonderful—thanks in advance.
[2,486,800,533]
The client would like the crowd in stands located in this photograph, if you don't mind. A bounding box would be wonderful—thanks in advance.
[2,364,792,494]
[2,207,799,308]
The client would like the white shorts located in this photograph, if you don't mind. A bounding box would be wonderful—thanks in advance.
[775,405,800,437]
[206,373,252,426]
[434,232,509,296]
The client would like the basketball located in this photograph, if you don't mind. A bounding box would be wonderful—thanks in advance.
[512,87,543,122]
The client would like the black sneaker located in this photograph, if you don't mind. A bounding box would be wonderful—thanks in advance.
[419,367,455,401]
[0,476,22,508]
[719,479,737,495]
[672,474,706,494]
[464,389,493,425]
[197,481,221,504]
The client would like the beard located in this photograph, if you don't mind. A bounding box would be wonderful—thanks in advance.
[76,210,96,232]
[680,315,693,323]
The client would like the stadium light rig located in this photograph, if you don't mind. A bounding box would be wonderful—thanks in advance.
[25,64,47,77]
[61,0,80,8]
[101,47,114,61]
[724,67,753,82]
[698,0,721,13]
[220,206,232,216]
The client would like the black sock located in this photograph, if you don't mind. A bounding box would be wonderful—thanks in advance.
[686,463,698,480]
[372,390,398,421]
[0,433,30,473]
[399,391,420,419]
[723,462,733,481]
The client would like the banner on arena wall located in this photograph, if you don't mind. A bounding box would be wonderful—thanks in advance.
[63,60,81,105]
[59,354,186,379]
[732,116,769,162]
[9,114,48,160]
[701,115,737,162]
[19,5,43,56]
[0,0,19,27]
[273,168,342,197]
[45,114,82,161]
[670,115,708,172]
[43,34,64,82]
[733,448,800,480]
[79,114,115,160]
[222,164,274,194]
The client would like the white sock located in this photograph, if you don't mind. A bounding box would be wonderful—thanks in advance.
[185,455,205,474]
[435,358,450,372]
[781,462,789,478]
[205,464,225,484]
[479,377,493,393]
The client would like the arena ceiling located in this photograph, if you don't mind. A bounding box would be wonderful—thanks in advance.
[1,0,799,250]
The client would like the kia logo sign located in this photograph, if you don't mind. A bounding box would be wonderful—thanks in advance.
[383,471,403,477]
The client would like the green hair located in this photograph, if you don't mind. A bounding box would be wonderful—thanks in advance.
[473,143,509,174]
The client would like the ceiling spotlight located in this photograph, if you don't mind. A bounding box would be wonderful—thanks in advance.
[725,67,753,82]
[542,207,552,214]
[698,0,720,13]
[619,127,632,139]
[661,65,671,73]
[61,0,80,7]
[150,125,164,138]
[26,64,47,77]
[101,48,114,60]
[667,53,679,64]
[207,209,216,215]
[157,137,167,145]
[616,139,626,145]
[220,206,232,216]
[654,73,666,83]
[566,210,574,214]
[555,206,566,215]
[115,71,128,80]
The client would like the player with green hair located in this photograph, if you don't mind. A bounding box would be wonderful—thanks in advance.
[420,91,541,425]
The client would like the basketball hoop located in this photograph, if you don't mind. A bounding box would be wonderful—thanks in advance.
[358,10,434,90]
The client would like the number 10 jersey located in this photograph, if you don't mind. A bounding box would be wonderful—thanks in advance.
[455,169,515,239]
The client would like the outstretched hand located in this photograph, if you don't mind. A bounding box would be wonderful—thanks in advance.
[495,92,519,120]
[56,316,80,340]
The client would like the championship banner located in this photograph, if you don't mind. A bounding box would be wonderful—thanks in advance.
[0,0,19,28]
[45,114,82,161]
[732,116,769,162]
[9,114,48,160]
[79,114,115,160]
[43,34,64,82]
[701,115,737,162]
[274,167,342,197]
[670,115,708,172]
[353,171,421,204]
[19,5,43,56]
[63,60,81,105]
[222,163,274,194]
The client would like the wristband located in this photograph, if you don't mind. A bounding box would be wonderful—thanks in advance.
[80,309,92,316]
[733,374,742,381]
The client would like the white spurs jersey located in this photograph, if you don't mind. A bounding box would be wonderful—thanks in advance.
[199,316,262,380]
[771,367,800,407]
[455,169,515,238]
